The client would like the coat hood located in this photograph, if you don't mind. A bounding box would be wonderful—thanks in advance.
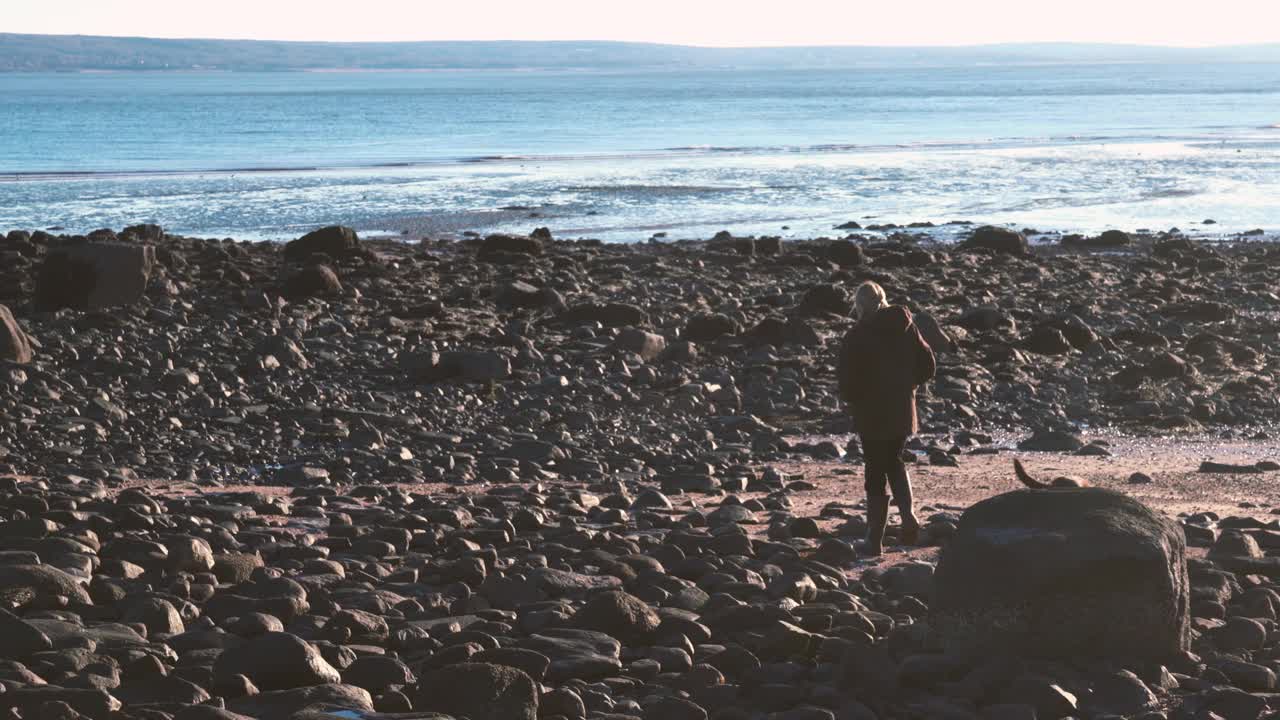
[862,305,915,335]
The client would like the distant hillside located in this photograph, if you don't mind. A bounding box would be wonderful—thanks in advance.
[3,34,1280,72]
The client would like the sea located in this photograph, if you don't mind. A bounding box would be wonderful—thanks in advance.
[2,62,1279,242]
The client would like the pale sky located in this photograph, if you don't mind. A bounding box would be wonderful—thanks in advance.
[6,0,1280,47]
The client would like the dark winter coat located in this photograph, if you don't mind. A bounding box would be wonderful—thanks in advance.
[837,305,937,438]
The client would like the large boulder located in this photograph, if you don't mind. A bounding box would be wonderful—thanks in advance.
[914,312,955,354]
[1166,300,1235,323]
[120,223,166,243]
[341,655,415,692]
[530,568,622,597]
[26,619,149,651]
[955,306,1016,333]
[3,688,122,718]
[167,535,215,573]
[1063,229,1131,248]
[798,284,852,316]
[827,240,865,267]
[282,264,343,300]
[1052,314,1100,350]
[709,233,755,256]
[931,488,1189,660]
[479,234,543,260]
[960,226,1029,256]
[412,350,511,382]
[1025,325,1073,355]
[1017,429,1084,452]
[0,304,33,363]
[213,552,265,584]
[613,328,666,362]
[559,302,649,327]
[213,631,342,691]
[174,708,256,720]
[520,630,622,682]
[496,281,565,311]
[36,241,155,310]
[229,684,373,718]
[746,316,821,346]
[284,226,360,262]
[122,596,185,636]
[571,590,661,644]
[414,662,538,720]
[0,608,52,658]
[0,564,91,605]
[684,313,740,342]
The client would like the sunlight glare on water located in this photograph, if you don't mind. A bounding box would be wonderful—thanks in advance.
[1,64,1279,240]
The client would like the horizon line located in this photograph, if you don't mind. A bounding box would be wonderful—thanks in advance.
[5,32,1280,51]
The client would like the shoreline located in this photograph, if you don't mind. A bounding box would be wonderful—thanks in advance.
[3,224,1278,471]
[6,225,1280,513]
[367,216,1279,247]
[6,212,1277,247]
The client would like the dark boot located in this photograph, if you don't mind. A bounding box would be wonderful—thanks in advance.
[890,465,921,546]
[860,495,890,557]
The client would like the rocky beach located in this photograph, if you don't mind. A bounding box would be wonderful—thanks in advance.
[1,222,1279,720]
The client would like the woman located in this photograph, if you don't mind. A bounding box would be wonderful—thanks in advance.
[837,281,936,556]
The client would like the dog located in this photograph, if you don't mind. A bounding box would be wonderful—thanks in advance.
[1014,459,1088,489]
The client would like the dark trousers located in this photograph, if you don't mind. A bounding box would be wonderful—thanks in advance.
[860,433,910,501]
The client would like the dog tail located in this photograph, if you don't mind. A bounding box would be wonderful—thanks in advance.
[1014,459,1048,489]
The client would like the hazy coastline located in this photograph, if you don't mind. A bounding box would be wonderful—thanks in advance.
[7,33,1280,72]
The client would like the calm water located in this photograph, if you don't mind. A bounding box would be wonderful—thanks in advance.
[2,64,1279,241]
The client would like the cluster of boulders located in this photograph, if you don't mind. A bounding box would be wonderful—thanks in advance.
[1,223,1277,487]
[0,223,1278,719]
[0,454,1279,720]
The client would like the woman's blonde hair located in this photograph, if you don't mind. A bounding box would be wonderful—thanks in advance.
[854,281,887,321]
